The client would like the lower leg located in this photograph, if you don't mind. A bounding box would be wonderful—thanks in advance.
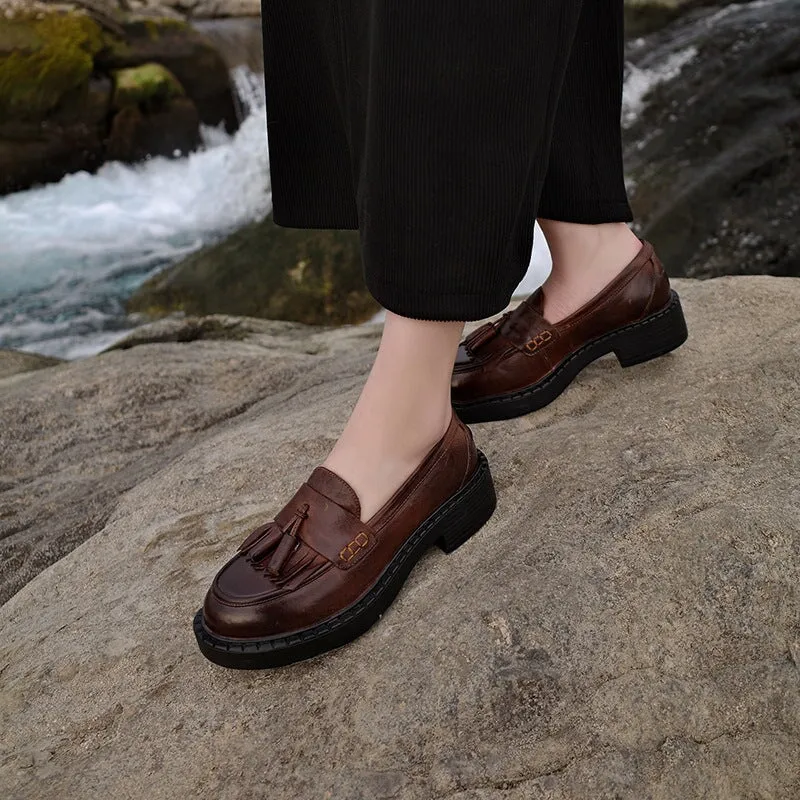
[324,312,463,521]
[537,219,642,323]
[534,0,636,325]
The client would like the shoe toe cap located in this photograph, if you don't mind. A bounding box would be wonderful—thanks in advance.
[201,556,284,639]
[201,554,334,641]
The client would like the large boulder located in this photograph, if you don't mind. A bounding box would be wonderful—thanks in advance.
[0,314,316,606]
[96,15,238,130]
[0,8,103,120]
[624,0,800,278]
[1,277,798,798]
[0,5,236,194]
[112,61,185,107]
[126,215,380,326]
[0,9,109,192]
[106,62,200,160]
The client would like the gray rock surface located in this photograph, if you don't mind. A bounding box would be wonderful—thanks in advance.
[167,0,261,17]
[0,349,62,380]
[1,277,799,799]
[0,315,347,605]
[114,0,262,18]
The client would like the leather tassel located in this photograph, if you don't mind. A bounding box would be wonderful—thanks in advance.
[464,322,497,353]
[247,525,282,563]
[266,534,298,578]
[238,521,275,552]
[265,503,309,578]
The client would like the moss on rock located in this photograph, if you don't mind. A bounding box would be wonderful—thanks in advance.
[96,18,238,131]
[126,216,379,326]
[0,6,236,193]
[0,11,102,120]
[112,62,185,109]
[141,17,191,39]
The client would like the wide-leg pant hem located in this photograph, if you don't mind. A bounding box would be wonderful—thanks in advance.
[536,201,634,225]
[272,199,633,321]
[264,0,633,322]
[366,279,520,323]
[271,202,634,232]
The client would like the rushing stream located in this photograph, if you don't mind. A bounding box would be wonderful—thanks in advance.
[0,26,697,359]
[0,68,270,358]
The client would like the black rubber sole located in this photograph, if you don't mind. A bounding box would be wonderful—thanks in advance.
[193,451,496,669]
[453,290,688,424]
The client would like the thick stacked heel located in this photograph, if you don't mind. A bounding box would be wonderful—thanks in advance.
[436,451,497,554]
[612,291,688,368]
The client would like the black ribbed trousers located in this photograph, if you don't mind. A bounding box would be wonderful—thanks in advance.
[262,0,633,321]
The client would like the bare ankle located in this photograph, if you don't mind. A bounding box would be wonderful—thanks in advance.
[322,312,462,520]
[539,220,640,271]
[537,221,642,323]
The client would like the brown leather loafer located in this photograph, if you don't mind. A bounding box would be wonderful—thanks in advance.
[451,241,688,423]
[194,414,496,668]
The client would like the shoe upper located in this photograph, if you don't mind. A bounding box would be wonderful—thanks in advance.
[451,241,672,404]
[202,413,478,640]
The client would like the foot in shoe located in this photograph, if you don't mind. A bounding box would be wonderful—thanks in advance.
[539,221,643,323]
[194,414,496,669]
[323,405,452,522]
[323,312,463,521]
[451,240,688,423]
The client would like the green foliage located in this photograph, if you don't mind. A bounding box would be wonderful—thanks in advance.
[0,11,102,120]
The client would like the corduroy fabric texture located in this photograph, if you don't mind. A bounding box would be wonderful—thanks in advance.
[262,0,634,321]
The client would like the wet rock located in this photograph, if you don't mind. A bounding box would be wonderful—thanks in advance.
[0,9,108,192]
[126,214,380,326]
[623,0,737,36]
[0,5,236,193]
[0,277,798,798]
[97,16,238,131]
[0,9,103,120]
[104,61,201,160]
[624,0,800,278]
[106,94,200,160]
